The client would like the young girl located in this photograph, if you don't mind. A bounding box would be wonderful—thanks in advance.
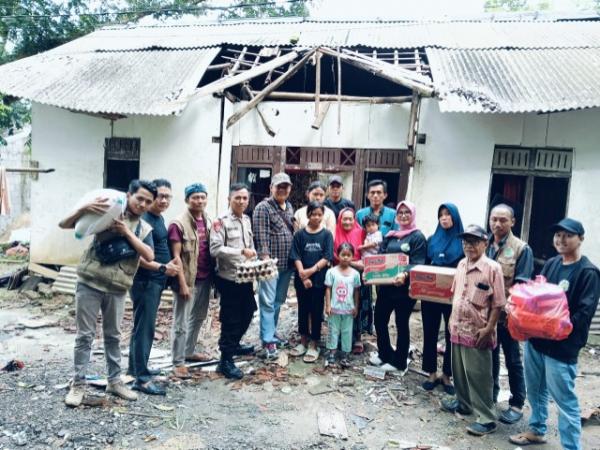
[289,201,334,363]
[325,242,361,367]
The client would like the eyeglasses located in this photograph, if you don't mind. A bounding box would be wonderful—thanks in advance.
[462,239,481,246]
[157,194,173,200]
[397,210,412,216]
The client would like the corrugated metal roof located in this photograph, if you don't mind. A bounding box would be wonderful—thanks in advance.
[427,47,600,113]
[55,19,600,52]
[0,48,219,116]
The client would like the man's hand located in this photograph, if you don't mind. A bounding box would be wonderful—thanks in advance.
[110,219,131,237]
[352,307,358,318]
[298,268,309,280]
[302,278,313,289]
[179,283,192,300]
[242,248,257,259]
[475,326,494,349]
[165,261,180,277]
[81,197,111,215]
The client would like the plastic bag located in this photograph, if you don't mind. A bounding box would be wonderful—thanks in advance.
[506,275,572,341]
[73,189,126,239]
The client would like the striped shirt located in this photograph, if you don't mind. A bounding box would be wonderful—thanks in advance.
[449,255,506,349]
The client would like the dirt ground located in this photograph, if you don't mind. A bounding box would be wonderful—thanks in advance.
[1,281,599,450]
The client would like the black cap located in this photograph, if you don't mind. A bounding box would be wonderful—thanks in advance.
[459,224,489,241]
[550,218,585,236]
[328,175,343,186]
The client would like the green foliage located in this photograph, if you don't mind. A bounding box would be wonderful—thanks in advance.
[221,0,308,19]
[484,0,530,12]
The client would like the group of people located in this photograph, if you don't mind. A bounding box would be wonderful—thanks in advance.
[58,173,599,450]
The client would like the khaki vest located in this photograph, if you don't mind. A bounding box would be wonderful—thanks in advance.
[493,231,527,297]
[77,217,151,294]
[170,210,211,289]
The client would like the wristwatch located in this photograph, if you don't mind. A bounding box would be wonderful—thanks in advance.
[158,264,167,274]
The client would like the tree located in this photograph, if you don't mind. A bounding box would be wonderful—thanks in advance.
[220,0,309,19]
[484,0,530,12]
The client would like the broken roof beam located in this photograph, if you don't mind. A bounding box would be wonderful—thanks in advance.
[255,91,412,103]
[226,49,317,129]
[192,50,299,98]
[319,47,435,97]
[242,84,275,137]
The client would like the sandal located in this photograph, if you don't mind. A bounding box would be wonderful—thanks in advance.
[289,344,307,357]
[303,346,320,363]
[509,431,547,446]
[352,341,364,354]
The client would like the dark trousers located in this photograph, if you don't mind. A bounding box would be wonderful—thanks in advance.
[295,279,325,342]
[421,301,452,376]
[353,283,374,342]
[128,278,164,383]
[374,286,416,370]
[216,276,256,359]
[492,322,526,408]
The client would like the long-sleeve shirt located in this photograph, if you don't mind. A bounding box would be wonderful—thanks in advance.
[531,255,600,364]
[252,197,294,271]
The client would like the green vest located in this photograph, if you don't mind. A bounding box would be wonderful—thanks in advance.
[494,231,527,297]
[170,209,211,289]
[77,217,152,294]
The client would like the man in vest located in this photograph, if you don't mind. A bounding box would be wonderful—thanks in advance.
[487,204,534,424]
[168,183,213,379]
[128,179,180,396]
[210,183,257,379]
[253,173,296,359]
[60,179,156,407]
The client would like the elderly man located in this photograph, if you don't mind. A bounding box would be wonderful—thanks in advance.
[253,172,295,359]
[487,204,533,424]
[442,224,506,437]
[510,218,600,450]
[60,179,156,407]
[356,179,396,236]
[168,183,213,379]
[128,179,180,396]
[210,183,257,379]
[324,174,355,219]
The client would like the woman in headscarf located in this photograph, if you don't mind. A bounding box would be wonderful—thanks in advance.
[369,201,427,373]
[334,208,371,352]
[294,181,337,234]
[421,203,464,394]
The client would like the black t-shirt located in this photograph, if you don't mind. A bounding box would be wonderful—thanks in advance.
[135,212,171,283]
[379,230,427,296]
[289,228,334,288]
[554,261,581,292]
[324,197,355,219]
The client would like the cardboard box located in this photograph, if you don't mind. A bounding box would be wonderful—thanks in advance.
[364,253,410,285]
[409,265,456,304]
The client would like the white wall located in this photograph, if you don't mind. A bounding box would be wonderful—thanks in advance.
[30,96,223,265]
[413,100,600,263]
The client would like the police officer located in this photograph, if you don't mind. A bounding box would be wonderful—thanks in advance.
[209,183,257,379]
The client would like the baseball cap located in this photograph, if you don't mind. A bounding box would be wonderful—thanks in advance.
[550,218,585,236]
[271,172,292,187]
[328,175,343,186]
[459,224,489,241]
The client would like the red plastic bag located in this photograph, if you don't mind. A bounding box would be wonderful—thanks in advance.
[506,275,572,341]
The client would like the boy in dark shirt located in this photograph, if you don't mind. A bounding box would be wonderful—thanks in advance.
[510,218,600,450]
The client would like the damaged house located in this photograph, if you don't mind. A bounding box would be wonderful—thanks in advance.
[0,17,598,320]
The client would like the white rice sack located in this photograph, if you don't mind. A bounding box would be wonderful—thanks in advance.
[73,189,126,239]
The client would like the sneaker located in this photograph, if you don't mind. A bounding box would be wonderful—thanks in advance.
[466,421,497,436]
[264,343,278,360]
[106,381,138,401]
[499,406,524,424]
[217,359,244,380]
[441,397,472,415]
[369,352,383,366]
[64,383,85,407]
[339,352,351,368]
[274,334,289,348]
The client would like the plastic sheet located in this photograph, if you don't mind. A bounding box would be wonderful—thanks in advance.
[506,275,572,341]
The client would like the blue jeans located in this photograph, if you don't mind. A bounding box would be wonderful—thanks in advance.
[258,268,293,344]
[524,341,581,450]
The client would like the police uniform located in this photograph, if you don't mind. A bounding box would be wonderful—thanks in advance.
[209,210,256,362]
